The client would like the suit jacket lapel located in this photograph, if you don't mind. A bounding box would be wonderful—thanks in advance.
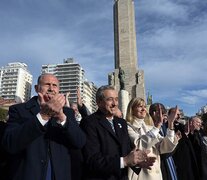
[113,118,124,144]
[25,96,40,115]
[95,110,121,143]
[99,118,117,137]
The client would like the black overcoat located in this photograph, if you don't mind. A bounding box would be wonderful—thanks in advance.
[2,96,86,180]
[80,109,133,180]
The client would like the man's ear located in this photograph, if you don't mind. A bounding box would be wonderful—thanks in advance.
[96,100,101,107]
[34,85,38,93]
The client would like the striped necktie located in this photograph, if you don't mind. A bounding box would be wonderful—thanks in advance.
[160,125,178,180]
[108,119,115,132]
[166,157,177,180]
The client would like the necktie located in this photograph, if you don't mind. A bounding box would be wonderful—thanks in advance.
[45,122,53,180]
[108,120,115,132]
[46,158,52,180]
[160,125,177,180]
[166,157,177,180]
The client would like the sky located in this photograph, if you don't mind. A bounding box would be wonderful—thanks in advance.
[0,0,207,116]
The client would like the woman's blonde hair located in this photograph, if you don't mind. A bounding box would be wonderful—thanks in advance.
[126,97,146,124]
[144,112,154,126]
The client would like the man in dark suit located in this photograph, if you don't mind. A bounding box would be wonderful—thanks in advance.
[2,73,86,180]
[169,108,200,180]
[80,85,155,180]
[0,121,10,180]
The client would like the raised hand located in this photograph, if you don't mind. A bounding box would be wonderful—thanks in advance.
[152,104,163,129]
[65,91,70,108]
[167,105,179,130]
[76,87,83,107]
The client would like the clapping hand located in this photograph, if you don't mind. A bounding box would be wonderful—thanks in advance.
[124,148,156,169]
[39,92,66,121]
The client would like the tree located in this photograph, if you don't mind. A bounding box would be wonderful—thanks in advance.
[0,108,8,122]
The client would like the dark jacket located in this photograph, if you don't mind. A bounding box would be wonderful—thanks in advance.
[172,122,200,180]
[70,104,90,180]
[188,130,203,179]
[80,109,132,180]
[0,121,10,180]
[2,96,86,180]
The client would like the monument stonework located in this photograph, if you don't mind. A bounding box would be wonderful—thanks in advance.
[109,0,146,101]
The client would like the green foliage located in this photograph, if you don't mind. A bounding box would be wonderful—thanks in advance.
[202,113,207,122]
[0,108,8,122]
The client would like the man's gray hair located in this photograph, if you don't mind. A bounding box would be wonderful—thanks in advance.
[96,85,116,102]
[37,73,57,85]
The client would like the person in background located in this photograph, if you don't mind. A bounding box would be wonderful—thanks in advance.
[170,108,200,180]
[66,87,91,180]
[199,118,207,180]
[188,116,203,179]
[80,85,155,180]
[65,87,91,124]
[149,103,178,180]
[126,98,178,180]
[2,73,86,180]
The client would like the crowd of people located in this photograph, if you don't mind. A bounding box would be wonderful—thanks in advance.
[0,73,206,180]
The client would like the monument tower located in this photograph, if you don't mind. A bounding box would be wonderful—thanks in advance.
[109,0,145,101]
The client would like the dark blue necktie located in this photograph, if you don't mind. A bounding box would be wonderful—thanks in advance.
[160,125,178,180]
[45,122,52,180]
[46,158,52,180]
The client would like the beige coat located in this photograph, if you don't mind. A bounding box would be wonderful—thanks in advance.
[128,118,178,180]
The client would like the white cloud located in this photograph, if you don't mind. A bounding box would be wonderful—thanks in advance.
[186,89,207,98]
[0,0,207,116]
[137,0,189,20]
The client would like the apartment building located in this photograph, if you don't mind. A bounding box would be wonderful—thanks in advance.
[83,81,97,113]
[0,62,32,102]
[42,58,97,112]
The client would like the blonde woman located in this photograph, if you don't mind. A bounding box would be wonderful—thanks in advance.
[126,97,178,180]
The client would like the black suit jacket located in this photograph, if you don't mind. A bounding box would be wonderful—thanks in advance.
[2,96,86,180]
[0,121,10,180]
[80,109,132,180]
[172,122,200,180]
[70,104,91,180]
[188,130,203,178]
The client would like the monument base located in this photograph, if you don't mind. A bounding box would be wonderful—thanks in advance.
[118,90,129,119]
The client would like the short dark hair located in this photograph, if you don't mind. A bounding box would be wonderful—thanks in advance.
[96,85,115,102]
[149,103,166,117]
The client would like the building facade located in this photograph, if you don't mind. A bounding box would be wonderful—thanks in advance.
[83,81,97,113]
[0,62,32,102]
[42,58,97,112]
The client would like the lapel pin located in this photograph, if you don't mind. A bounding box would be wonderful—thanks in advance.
[118,123,122,128]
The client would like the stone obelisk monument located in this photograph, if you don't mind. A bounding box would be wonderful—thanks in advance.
[109,0,146,116]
